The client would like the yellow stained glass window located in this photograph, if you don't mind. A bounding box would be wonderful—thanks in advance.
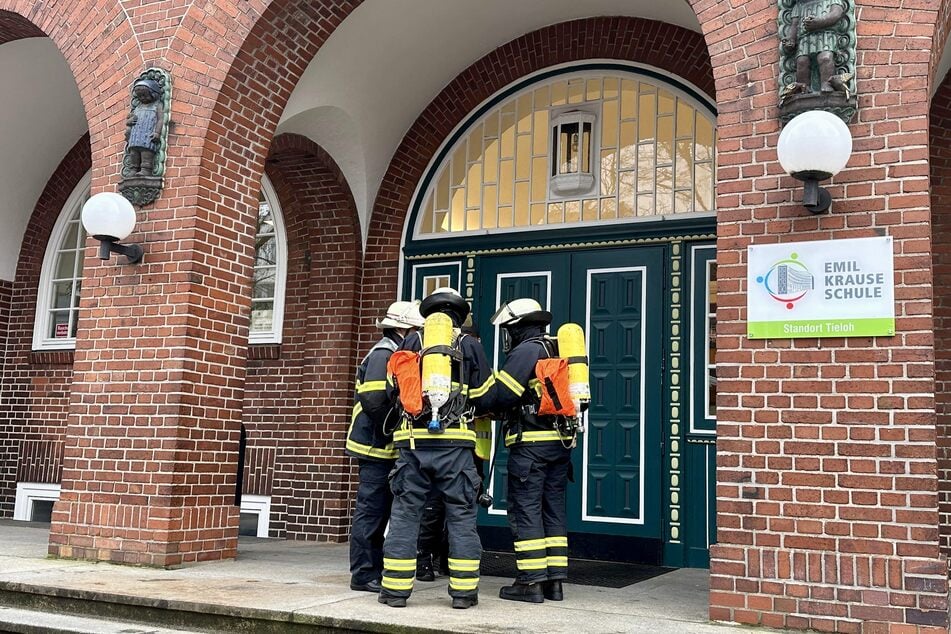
[418,72,716,236]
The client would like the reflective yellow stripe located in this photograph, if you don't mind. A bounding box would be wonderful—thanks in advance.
[382,576,414,590]
[448,558,480,572]
[497,371,524,396]
[345,438,397,460]
[394,428,476,442]
[545,536,568,548]
[516,557,548,570]
[357,380,387,393]
[469,375,496,398]
[505,430,574,446]
[514,538,548,552]
[384,558,417,571]
[547,556,568,567]
[351,403,362,422]
[449,577,479,590]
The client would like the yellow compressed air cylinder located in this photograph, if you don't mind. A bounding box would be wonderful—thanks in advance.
[557,323,590,419]
[422,312,454,431]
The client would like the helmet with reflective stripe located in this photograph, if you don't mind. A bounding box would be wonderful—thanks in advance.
[377,300,425,329]
[419,287,470,325]
[490,298,552,327]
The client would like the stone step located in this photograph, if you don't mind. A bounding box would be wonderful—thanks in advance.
[0,605,197,634]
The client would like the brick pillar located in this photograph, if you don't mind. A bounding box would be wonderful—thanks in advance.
[706,1,950,632]
[47,189,250,566]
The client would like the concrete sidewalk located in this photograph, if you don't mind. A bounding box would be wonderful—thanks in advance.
[0,521,778,633]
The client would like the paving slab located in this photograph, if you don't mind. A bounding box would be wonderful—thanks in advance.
[0,521,780,633]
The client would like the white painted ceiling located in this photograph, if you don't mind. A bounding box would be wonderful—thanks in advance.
[0,37,87,282]
[277,0,702,241]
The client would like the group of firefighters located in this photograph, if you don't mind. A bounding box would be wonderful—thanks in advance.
[345,288,586,610]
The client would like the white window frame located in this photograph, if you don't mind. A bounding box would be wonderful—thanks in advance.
[410,64,717,241]
[14,482,60,521]
[239,494,272,538]
[32,172,91,351]
[249,176,288,344]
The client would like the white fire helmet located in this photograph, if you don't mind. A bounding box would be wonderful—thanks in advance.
[490,298,552,327]
[377,300,425,329]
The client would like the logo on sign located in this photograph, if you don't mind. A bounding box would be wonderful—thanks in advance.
[756,252,814,310]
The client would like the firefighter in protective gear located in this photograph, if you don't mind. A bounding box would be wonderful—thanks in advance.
[347,300,424,593]
[416,320,487,583]
[379,288,494,609]
[482,298,573,603]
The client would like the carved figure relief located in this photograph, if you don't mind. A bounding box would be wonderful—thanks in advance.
[778,0,856,123]
[118,68,172,206]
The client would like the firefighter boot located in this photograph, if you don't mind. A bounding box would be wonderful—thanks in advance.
[543,580,564,601]
[416,552,435,582]
[499,582,544,603]
[451,595,479,609]
[378,594,407,608]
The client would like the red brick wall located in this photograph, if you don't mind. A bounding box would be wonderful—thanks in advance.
[242,133,362,540]
[0,135,89,516]
[933,75,951,571]
[364,16,714,346]
[0,278,12,513]
[0,10,45,44]
[704,1,949,632]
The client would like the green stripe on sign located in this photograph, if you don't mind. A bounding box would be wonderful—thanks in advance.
[747,318,895,339]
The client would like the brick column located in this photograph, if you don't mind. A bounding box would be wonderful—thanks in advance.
[705,1,950,631]
[47,183,252,565]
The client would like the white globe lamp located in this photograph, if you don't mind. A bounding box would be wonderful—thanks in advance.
[777,110,852,214]
[81,192,143,263]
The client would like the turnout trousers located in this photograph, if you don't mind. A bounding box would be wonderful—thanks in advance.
[506,442,572,584]
[381,446,482,600]
[349,459,394,585]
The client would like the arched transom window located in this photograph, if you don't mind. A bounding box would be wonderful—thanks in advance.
[416,70,715,237]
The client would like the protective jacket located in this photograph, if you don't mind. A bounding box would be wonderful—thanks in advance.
[482,323,572,584]
[482,325,574,447]
[347,333,402,461]
[389,330,494,449]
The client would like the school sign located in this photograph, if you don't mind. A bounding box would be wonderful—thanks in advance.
[747,236,895,339]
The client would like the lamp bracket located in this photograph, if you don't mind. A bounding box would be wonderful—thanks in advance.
[95,236,144,264]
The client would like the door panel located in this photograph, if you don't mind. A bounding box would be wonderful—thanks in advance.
[477,255,570,522]
[569,248,664,538]
[477,248,664,540]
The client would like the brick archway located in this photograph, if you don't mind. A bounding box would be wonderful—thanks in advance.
[932,70,951,575]
[362,16,714,341]
[242,133,363,541]
[0,135,90,517]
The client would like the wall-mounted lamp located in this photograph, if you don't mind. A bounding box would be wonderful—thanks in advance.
[81,192,143,264]
[777,110,852,214]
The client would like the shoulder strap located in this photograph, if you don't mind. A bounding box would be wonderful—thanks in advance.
[362,336,398,365]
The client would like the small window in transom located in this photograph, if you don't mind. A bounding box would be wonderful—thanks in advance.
[422,275,451,298]
[416,72,716,237]
[550,110,596,197]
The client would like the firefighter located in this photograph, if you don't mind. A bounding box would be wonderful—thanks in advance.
[379,288,494,609]
[483,298,574,603]
[347,300,424,593]
[416,319,485,583]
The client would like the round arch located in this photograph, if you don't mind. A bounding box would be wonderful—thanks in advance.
[363,16,715,331]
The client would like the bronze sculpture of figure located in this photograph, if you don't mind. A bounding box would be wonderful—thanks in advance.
[119,68,172,206]
[778,0,856,123]
[126,79,164,177]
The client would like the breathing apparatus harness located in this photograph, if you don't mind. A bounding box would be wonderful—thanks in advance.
[500,335,584,450]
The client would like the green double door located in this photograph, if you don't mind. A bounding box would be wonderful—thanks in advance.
[476,246,666,559]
